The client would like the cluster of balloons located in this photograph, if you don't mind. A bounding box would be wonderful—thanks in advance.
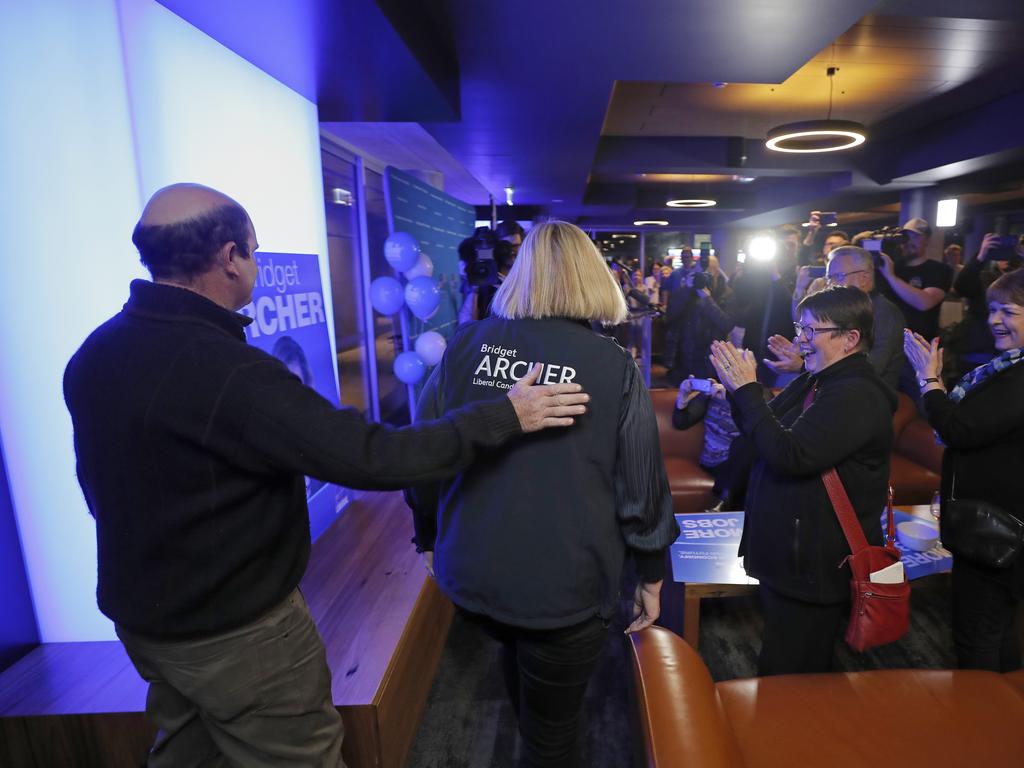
[370,232,448,384]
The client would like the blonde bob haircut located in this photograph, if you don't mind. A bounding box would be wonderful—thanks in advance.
[490,221,628,324]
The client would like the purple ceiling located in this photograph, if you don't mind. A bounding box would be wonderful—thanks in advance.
[157,0,1024,227]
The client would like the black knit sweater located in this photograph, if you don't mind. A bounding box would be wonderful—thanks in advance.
[64,280,521,639]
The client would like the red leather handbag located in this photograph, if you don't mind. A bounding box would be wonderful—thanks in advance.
[823,472,910,652]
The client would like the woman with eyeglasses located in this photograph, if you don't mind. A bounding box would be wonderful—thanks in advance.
[904,268,1024,672]
[709,285,897,675]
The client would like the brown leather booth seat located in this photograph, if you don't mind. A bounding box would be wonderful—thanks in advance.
[630,626,1024,768]
[651,388,942,512]
[889,393,944,504]
[650,388,715,514]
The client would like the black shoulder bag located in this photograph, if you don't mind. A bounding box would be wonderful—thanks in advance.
[940,461,1024,569]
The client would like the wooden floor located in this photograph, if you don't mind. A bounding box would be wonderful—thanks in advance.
[0,491,451,768]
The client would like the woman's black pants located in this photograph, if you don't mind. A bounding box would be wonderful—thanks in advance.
[465,611,608,767]
[952,559,1022,672]
[758,584,845,676]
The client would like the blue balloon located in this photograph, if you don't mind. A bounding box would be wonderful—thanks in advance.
[414,331,447,366]
[384,232,421,272]
[394,351,426,384]
[369,276,404,315]
[404,276,441,320]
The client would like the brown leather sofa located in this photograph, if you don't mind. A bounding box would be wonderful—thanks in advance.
[629,626,1024,768]
[651,388,942,513]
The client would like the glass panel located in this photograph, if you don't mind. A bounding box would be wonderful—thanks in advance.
[321,146,370,413]
[364,168,409,426]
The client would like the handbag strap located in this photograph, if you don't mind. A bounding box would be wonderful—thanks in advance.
[803,383,895,556]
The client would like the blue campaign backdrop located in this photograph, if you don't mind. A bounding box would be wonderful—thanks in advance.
[239,252,350,541]
[384,166,476,341]
[670,510,952,585]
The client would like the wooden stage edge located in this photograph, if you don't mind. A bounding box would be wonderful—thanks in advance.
[0,491,452,768]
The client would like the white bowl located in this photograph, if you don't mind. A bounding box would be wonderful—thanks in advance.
[897,520,939,552]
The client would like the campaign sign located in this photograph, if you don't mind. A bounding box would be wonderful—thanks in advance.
[671,512,755,585]
[239,252,351,541]
[672,509,952,586]
[888,509,952,578]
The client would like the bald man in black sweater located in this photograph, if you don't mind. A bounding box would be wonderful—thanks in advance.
[64,183,589,767]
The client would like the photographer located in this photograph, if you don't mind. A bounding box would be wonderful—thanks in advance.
[799,211,848,267]
[664,252,733,384]
[729,229,799,384]
[457,221,524,324]
[875,218,953,341]
[953,233,1023,371]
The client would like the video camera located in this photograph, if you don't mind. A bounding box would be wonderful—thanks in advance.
[458,227,515,288]
[860,226,907,265]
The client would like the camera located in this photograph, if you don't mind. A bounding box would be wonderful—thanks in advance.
[690,378,715,394]
[861,226,907,265]
[458,227,515,287]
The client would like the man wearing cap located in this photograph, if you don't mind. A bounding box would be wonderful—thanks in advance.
[875,217,953,342]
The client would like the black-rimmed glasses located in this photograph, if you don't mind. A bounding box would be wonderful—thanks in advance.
[794,322,845,340]
[826,269,868,284]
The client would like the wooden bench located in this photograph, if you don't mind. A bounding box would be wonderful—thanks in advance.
[0,491,450,768]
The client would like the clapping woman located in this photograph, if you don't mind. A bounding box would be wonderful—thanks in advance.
[710,286,896,675]
[904,268,1024,671]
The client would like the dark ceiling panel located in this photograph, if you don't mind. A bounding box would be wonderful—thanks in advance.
[422,0,879,210]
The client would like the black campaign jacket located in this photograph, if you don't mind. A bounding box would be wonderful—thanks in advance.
[407,317,679,629]
[733,353,897,603]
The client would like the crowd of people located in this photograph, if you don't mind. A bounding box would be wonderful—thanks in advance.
[63,188,1023,766]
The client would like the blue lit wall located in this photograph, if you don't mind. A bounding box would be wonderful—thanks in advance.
[0,434,38,671]
[0,0,329,642]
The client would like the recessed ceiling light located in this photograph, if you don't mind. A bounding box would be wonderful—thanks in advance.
[551,198,564,203]
[737,176,756,184]
[666,199,717,208]
[612,233,638,239]
[633,220,669,226]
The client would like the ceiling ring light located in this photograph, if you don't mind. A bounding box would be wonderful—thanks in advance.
[765,120,866,153]
[633,220,669,226]
[765,66,866,154]
[666,198,717,208]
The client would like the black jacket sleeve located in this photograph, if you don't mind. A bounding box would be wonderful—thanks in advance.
[672,395,709,430]
[217,357,520,490]
[615,361,681,582]
[404,364,447,551]
[923,374,1024,449]
[730,375,883,476]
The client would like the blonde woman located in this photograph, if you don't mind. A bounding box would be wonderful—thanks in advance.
[407,221,678,767]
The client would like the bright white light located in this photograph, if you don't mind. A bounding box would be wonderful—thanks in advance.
[765,129,866,154]
[634,220,669,226]
[748,236,777,262]
[737,250,747,264]
[666,199,717,208]
[505,186,514,206]
[936,198,958,228]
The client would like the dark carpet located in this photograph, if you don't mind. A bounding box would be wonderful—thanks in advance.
[407,576,956,768]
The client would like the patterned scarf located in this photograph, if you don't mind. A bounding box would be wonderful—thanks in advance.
[949,347,1024,403]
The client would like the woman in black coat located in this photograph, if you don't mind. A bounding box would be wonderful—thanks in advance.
[407,222,679,766]
[905,268,1024,671]
[710,286,897,675]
